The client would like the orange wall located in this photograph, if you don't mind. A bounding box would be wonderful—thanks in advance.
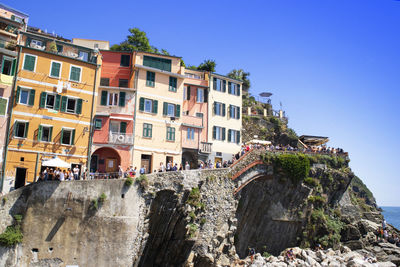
[100,51,133,87]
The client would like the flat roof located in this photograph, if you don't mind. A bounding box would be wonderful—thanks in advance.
[72,38,110,43]
[211,72,243,83]
[0,3,29,18]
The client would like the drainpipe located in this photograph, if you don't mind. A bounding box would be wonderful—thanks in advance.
[0,46,22,193]
[86,63,100,178]
[33,152,39,182]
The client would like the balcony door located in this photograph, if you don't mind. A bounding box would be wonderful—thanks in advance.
[110,121,120,134]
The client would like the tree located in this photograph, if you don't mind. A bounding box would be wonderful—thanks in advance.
[227,69,251,92]
[197,59,216,72]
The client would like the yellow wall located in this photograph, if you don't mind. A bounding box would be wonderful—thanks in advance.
[5,47,100,183]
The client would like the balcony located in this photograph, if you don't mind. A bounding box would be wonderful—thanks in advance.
[181,114,203,128]
[199,142,212,154]
[109,132,134,145]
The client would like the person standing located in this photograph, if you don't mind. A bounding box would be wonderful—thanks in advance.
[185,161,190,170]
[73,166,80,180]
[159,162,165,172]
[59,170,65,181]
[140,165,146,175]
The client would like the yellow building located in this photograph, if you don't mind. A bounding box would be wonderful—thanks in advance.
[4,31,100,188]
[132,52,184,172]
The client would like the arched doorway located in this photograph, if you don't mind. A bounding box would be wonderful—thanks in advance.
[182,150,198,169]
[91,147,121,174]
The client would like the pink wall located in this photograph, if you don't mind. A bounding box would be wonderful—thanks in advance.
[183,85,208,143]
[93,115,134,144]
[100,51,133,87]
[181,126,201,149]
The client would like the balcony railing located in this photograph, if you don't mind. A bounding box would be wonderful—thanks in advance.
[182,115,203,128]
[109,132,134,145]
[199,142,212,154]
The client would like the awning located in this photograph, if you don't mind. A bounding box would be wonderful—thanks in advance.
[247,139,272,145]
[42,157,71,168]
[299,135,329,146]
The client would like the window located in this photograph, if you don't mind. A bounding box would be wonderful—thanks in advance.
[213,102,225,116]
[195,112,203,118]
[60,96,82,114]
[17,87,35,106]
[61,128,75,145]
[108,93,118,106]
[31,39,43,47]
[229,105,240,119]
[163,102,181,118]
[110,121,120,133]
[120,55,130,67]
[94,119,102,130]
[100,78,109,86]
[213,126,226,141]
[69,66,82,82]
[213,78,226,92]
[119,79,128,88]
[143,55,171,72]
[169,77,177,92]
[14,121,29,138]
[228,129,241,144]
[0,98,7,115]
[143,123,152,138]
[40,92,60,110]
[23,54,36,72]
[166,127,175,141]
[38,125,53,142]
[146,71,155,87]
[228,82,241,96]
[1,56,16,76]
[78,51,88,61]
[139,97,158,114]
[46,94,55,109]
[187,128,195,140]
[197,88,204,103]
[50,61,61,78]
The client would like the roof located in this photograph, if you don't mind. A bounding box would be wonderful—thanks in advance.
[72,38,109,43]
[100,49,181,59]
[0,3,29,18]
[211,72,243,83]
[299,135,329,146]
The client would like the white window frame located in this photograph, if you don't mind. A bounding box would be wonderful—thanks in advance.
[22,53,37,72]
[109,121,120,134]
[215,126,221,140]
[13,119,28,139]
[187,128,195,140]
[167,103,175,117]
[229,130,237,143]
[215,78,221,91]
[66,98,77,114]
[69,65,82,83]
[40,125,52,142]
[108,92,119,106]
[215,102,222,116]
[183,86,187,100]
[49,60,62,78]
[78,51,89,61]
[61,127,74,145]
[0,97,8,117]
[144,99,153,113]
[45,93,56,109]
[197,88,204,103]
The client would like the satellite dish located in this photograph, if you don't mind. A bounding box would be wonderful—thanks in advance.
[259,92,272,97]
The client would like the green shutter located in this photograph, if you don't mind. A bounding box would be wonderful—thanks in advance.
[222,127,226,141]
[149,124,152,137]
[60,96,67,112]
[120,122,127,134]
[49,127,53,142]
[204,89,208,103]
[152,100,158,114]
[146,71,155,87]
[15,86,20,104]
[237,107,240,119]
[172,128,175,141]
[51,62,60,77]
[213,126,216,139]
[228,82,231,94]
[101,91,107,106]
[0,98,7,115]
[70,66,81,82]
[237,84,241,96]
[71,129,75,145]
[76,99,82,114]
[119,92,126,107]
[228,129,231,142]
[175,104,180,118]
[163,102,167,115]
[169,77,177,92]
[55,94,61,110]
[143,124,146,137]
[10,59,16,76]
[139,97,144,111]
[222,103,226,117]
[236,131,240,144]
[223,80,226,92]
[23,55,35,71]
[38,125,42,141]
[13,122,17,136]
[28,89,35,106]
[187,86,191,100]
[61,128,64,144]
[40,92,47,108]
[213,102,216,115]
[24,122,29,138]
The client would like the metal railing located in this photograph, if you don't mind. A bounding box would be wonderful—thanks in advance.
[109,132,134,145]
[199,142,212,153]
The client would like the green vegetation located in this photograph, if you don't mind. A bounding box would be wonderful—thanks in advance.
[187,187,201,207]
[188,223,198,238]
[275,153,310,183]
[200,218,207,225]
[136,174,149,189]
[48,41,57,53]
[98,193,107,203]
[227,69,251,92]
[188,59,216,72]
[0,215,23,247]
[189,211,196,220]
[308,154,348,169]
[13,215,22,224]
[308,195,326,207]
[304,177,319,187]
[124,177,134,186]
[2,197,7,205]
[262,251,271,258]
[91,199,99,210]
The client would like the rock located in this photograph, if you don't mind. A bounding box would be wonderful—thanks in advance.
[341,245,352,254]
[305,255,318,266]
[376,262,396,267]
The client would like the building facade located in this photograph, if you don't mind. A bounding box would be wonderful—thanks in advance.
[208,73,242,163]
[181,69,210,168]
[4,31,100,189]
[132,52,184,173]
[91,50,135,174]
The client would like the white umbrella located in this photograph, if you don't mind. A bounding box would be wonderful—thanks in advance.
[42,157,71,168]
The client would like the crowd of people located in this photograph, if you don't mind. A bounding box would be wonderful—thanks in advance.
[376,219,400,247]
[37,166,81,182]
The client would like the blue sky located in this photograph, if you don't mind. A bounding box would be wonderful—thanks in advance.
[9,0,400,206]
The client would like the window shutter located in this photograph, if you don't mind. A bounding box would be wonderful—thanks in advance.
[237,107,240,119]
[24,122,29,138]
[101,91,107,106]
[55,94,61,110]
[13,122,17,136]
[119,91,126,107]
[204,89,208,103]
[213,102,216,115]
[212,126,216,139]
[223,80,226,92]
[236,131,240,144]
[176,104,180,118]
[29,89,36,105]
[61,128,64,144]
[152,100,158,114]
[222,103,226,117]
[213,78,217,90]
[15,86,20,104]
[169,77,177,92]
[237,84,241,96]
[76,99,82,114]
[139,97,144,111]
[51,62,60,77]
[163,102,168,115]
[38,125,42,141]
[228,82,231,94]
[222,128,226,141]
[24,55,35,71]
[228,129,231,142]
[228,105,231,118]
[49,127,53,142]
[60,96,67,112]
[71,129,75,145]
[40,92,47,108]
[120,122,127,134]
[149,124,152,138]
[11,59,16,76]
[172,128,175,141]
[187,86,191,100]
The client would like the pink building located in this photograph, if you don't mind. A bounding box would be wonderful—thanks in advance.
[181,69,211,167]
[91,50,135,174]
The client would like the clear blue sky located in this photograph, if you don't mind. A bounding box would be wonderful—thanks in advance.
[8,0,400,206]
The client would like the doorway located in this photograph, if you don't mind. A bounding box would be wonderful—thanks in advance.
[15,168,26,189]
[105,158,117,173]
[90,155,98,172]
[141,154,152,174]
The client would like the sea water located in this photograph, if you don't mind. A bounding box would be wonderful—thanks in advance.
[381,206,400,229]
